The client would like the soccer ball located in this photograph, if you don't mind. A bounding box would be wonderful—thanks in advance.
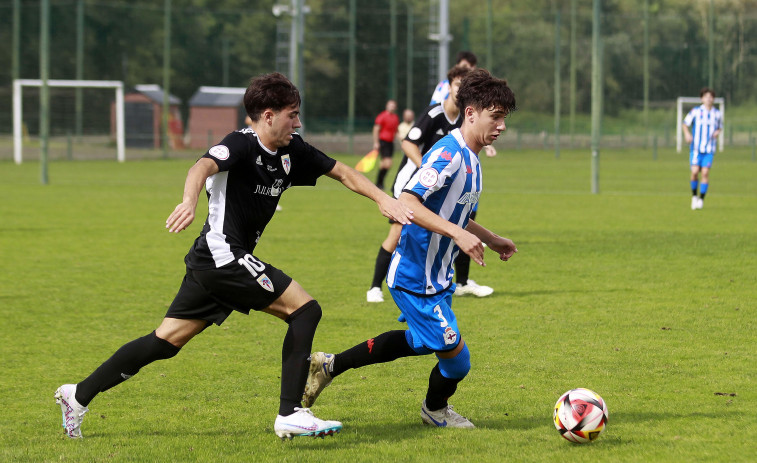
[553,388,609,443]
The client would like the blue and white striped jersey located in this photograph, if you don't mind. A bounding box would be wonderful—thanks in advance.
[387,128,482,296]
[429,79,450,105]
[683,105,722,155]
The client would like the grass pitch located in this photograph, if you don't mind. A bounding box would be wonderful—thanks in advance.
[1,146,755,462]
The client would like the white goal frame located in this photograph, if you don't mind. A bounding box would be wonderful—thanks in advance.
[13,79,125,164]
[676,96,725,153]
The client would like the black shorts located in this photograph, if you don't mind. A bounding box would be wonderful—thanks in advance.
[379,140,395,159]
[166,254,293,326]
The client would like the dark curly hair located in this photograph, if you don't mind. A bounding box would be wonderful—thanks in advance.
[456,68,517,115]
[244,72,301,122]
[699,87,716,98]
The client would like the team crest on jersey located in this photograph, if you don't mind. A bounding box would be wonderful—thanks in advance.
[281,154,291,174]
[257,274,274,292]
[419,167,439,188]
[208,145,230,160]
[443,327,458,345]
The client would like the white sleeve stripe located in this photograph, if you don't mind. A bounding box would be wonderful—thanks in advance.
[387,251,401,287]
[205,171,235,268]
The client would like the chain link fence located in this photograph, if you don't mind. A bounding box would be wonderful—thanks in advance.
[1,0,756,161]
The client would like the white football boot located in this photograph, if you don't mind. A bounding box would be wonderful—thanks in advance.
[302,352,334,408]
[54,384,89,439]
[696,197,704,210]
[366,287,384,303]
[274,407,342,439]
[420,400,475,429]
[454,279,494,297]
[691,196,699,210]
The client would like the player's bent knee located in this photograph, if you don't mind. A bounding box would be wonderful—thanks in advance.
[151,331,182,359]
[437,343,470,379]
[269,280,314,316]
[156,318,208,347]
[286,299,322,325]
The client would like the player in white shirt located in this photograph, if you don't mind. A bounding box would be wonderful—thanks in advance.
[682,87,722,210]
[304,69,518,429]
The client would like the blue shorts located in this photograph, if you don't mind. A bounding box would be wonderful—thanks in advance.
[389,286,460,352]
[690,151,714,168]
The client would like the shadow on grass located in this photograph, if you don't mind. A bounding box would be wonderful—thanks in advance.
[608,410,747,423]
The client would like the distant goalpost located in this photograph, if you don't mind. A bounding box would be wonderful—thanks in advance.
[13,79,125,164]
[676,96,725,153]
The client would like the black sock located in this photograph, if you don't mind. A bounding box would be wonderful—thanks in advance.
[700,192,706,200]
[371,247,393,288]
[75,331,182,407]
[425,364,463,411]
[331,330,419,377]
[279,300,322,416]
[376,168,389,188]
[455,252,471,284]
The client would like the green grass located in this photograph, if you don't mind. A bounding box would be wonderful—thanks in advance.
[1,146,755,462]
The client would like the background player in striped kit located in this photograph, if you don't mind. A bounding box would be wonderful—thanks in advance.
[429,51,477,105]
[682,87,723,210]
[305,69,517,429]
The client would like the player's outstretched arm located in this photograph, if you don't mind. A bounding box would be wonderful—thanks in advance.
[466,219,517,262]
[166,158,219,233]
[398,192,486,266]
[326,161,414,225]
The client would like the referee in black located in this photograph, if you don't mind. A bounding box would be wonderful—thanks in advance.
[55,72,413,440]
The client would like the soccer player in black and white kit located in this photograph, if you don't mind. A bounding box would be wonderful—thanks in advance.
[54,73,412,440]
[366,65,469,303]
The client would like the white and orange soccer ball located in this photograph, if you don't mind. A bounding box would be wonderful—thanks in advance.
[553,388,609,443]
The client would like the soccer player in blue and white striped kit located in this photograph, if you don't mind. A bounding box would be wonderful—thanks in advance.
[682,87,722,210]
[303,69,518,428]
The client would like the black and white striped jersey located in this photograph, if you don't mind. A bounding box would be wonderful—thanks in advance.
[184,128,336,270]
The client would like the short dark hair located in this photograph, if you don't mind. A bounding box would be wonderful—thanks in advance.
[244,72,301,122]
[456,51,477,66]
[447,64,471,84]
[456,68,516,115]
[700,87,716,98]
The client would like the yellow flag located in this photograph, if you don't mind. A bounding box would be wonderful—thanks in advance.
[355,149,379,173]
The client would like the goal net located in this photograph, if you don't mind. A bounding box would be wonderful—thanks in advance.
[13,79,125,164]
[676,96,725,153]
